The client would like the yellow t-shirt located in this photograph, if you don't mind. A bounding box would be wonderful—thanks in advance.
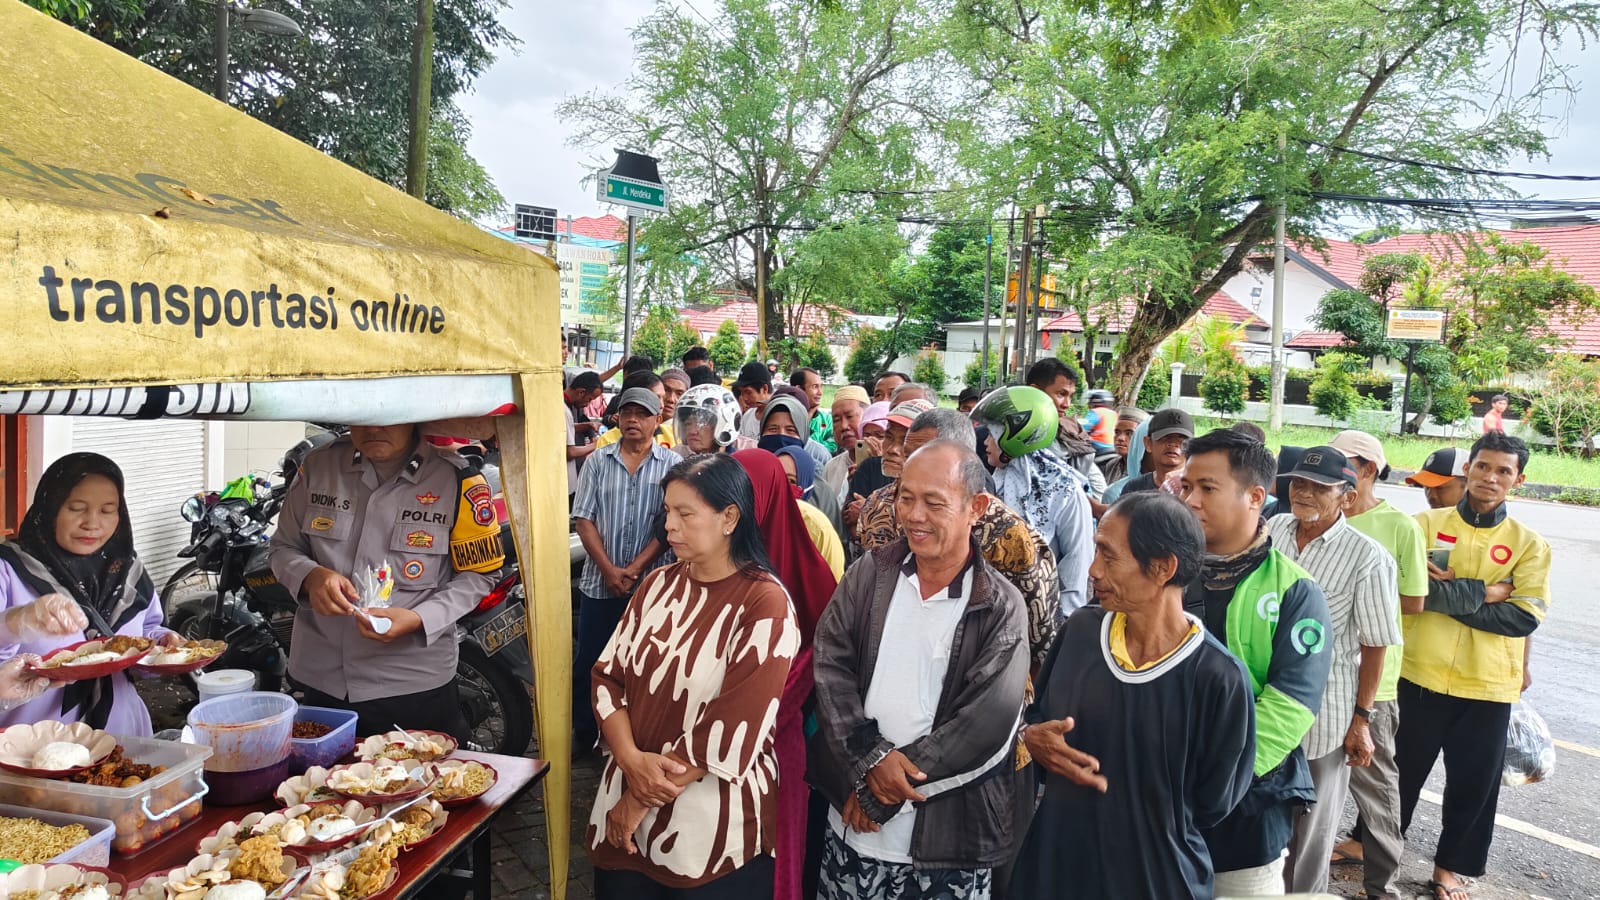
[594,421,676,449]
[796,501,845,580]
[1108,612,1201,672]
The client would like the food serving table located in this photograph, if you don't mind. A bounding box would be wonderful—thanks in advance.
[106,751,548,899]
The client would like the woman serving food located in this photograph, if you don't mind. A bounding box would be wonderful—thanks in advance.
[0,453,180,733]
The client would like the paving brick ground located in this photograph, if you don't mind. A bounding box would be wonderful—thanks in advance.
[487,741,603,900]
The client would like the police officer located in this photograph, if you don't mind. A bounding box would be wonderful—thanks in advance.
[270,424,504,740]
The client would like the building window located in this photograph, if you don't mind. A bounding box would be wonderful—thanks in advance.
[0,416,26,537]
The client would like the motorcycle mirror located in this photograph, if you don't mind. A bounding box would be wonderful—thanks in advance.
[181,495,206,523]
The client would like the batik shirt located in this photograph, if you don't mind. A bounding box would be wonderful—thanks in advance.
[588,562,800,887]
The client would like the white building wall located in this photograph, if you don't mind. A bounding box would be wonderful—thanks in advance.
[1221,262,1342,335]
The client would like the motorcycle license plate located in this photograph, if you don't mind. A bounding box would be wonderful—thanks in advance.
[475,601,526,656]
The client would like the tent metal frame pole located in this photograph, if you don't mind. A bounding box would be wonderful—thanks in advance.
[622,213,637,358]
[213,0,229,101]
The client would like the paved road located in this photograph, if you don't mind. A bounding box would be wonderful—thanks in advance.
[1322,487,1600,900]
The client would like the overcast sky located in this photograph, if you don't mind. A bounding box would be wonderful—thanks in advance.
[456,2,1600,231]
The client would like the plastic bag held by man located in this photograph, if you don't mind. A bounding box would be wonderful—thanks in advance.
[1503,702,1556,786]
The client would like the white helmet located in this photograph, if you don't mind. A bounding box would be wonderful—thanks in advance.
[675,384,740,450]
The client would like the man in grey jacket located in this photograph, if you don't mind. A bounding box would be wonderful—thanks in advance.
[810,440,1030,900]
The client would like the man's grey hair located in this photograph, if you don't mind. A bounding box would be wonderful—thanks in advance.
[910,439,988,499]
[891,382,932,404]
[910,407,976,445]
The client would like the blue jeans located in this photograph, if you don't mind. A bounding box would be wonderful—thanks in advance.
[573,591,630,747]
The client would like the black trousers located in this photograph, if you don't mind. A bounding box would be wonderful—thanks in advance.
[298,680,471,744]
[595,856,775,900]
[1396,678,1511,877]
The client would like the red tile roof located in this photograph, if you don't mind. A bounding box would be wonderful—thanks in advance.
[1040,292,1267,333]
[1286,330,1354,350]
[495,214,629,243]
[682,301,844,336]
[1289,225,1600,356]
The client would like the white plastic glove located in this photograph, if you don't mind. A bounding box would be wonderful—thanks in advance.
[0,655,51,710]
[1,593,89,644]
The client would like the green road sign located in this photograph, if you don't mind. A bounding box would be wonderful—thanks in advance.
[602,175,666,213]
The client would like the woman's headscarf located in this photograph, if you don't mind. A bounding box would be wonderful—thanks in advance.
[772,445,816,500]
[860,401,890,438]
[730,450,838,645]
[0,453,154,726]
[994,447,1077,547]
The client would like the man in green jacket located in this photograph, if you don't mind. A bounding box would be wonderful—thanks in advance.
[1179,428,1333,895]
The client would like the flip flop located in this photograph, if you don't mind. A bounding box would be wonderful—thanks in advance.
[1428,878,1472,900]
[1329,846,1363,866]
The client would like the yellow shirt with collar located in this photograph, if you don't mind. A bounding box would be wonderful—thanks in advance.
[1404,504,1551,703]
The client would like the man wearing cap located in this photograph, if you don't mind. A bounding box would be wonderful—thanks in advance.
[1097,407,1148,484]
[1123,408,1193,495]
[1178,429,1333,895]
[1399,432,1551,900]
[820,385,871,508]
[851,400,935,548]
[732,360,774,440]
[1325,431,1428,900]
[1406,448,1469,511]
[1266,447,1401,896]
[569,387,676,757]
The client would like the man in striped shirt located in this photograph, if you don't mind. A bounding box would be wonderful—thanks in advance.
[571,387,676,758]
[1269,446,1401,896]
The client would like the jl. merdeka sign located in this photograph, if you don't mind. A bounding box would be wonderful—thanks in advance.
[595,149,667,215]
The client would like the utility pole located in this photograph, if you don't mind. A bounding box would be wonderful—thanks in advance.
[405,0,435,199]
[998,217,1015,383]
[1014,209,1034,379]
[980,226,994,391]
[213,0,229,100]
[622,214,638,357]
[1268,129,1287,431]
[1029,203,1047,368]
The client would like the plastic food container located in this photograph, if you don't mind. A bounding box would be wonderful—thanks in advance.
[194,668,256,704]
[289,706,359,774]
[0,733,211,856]
[186,691,297,774]
[0,802,116,868]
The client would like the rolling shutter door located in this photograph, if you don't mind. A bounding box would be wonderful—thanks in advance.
[69,419,206,586]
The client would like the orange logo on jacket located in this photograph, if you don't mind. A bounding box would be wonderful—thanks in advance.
[416,492,440,505]
[406,530,435,549]
[465,484,495,527]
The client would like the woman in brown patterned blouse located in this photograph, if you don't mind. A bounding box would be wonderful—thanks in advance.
[589,453,801,899]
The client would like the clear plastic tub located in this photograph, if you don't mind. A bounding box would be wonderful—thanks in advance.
[194,668,257,703]
[0,802,116,868]
[0,734,211,856]
[186,691,296,773]
[289,706,358,774]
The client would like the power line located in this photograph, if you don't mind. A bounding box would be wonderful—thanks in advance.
[1300,138,1600,183]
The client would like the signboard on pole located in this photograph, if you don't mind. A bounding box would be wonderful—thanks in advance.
[557,243,615,327]
[1385,307,1447,342]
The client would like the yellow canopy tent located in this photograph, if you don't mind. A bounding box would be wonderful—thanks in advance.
[0,2,573,894]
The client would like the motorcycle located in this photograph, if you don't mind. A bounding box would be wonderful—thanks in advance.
[162,441,536,757]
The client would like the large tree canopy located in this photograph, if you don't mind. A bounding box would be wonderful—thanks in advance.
[27,0,515,219]
[558,0,948,349]
[954,0,1599,400]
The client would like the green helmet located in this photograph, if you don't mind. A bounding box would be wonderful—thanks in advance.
[971,386,1059,458]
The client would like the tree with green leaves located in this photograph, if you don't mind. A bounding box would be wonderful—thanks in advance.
[953,0,1599,401]
[1316,239,1598,429]
[708,318,748,376]
[558,0,943,350]
[27,0,514,219]
[912,348,949,395]
[632,304,702,369]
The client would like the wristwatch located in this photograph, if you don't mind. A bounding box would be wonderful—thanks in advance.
[1353,705,1374,721]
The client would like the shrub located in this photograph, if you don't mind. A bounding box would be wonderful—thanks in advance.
[1526,355,1600,454]
[1199,364,1249,416]
[1137,366,1171,409]
[797,331,838,380]
[963,354,1002,391]
[912,347,948,395]
[707,319,747,375]
[1309,352,1361,421]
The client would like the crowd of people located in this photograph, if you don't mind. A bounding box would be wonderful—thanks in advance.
[0,342,1549,900]
[564,347,1552,900]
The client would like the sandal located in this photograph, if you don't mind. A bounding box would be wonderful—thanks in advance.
[1428,878,1472,900]
[1329,845,1363,866]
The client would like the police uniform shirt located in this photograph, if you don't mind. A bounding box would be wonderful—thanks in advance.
[270,435,504,702]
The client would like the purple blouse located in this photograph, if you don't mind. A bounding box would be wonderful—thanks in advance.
[0,558,172,736]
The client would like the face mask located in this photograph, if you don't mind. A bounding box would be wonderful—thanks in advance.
[757,434,805,454]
